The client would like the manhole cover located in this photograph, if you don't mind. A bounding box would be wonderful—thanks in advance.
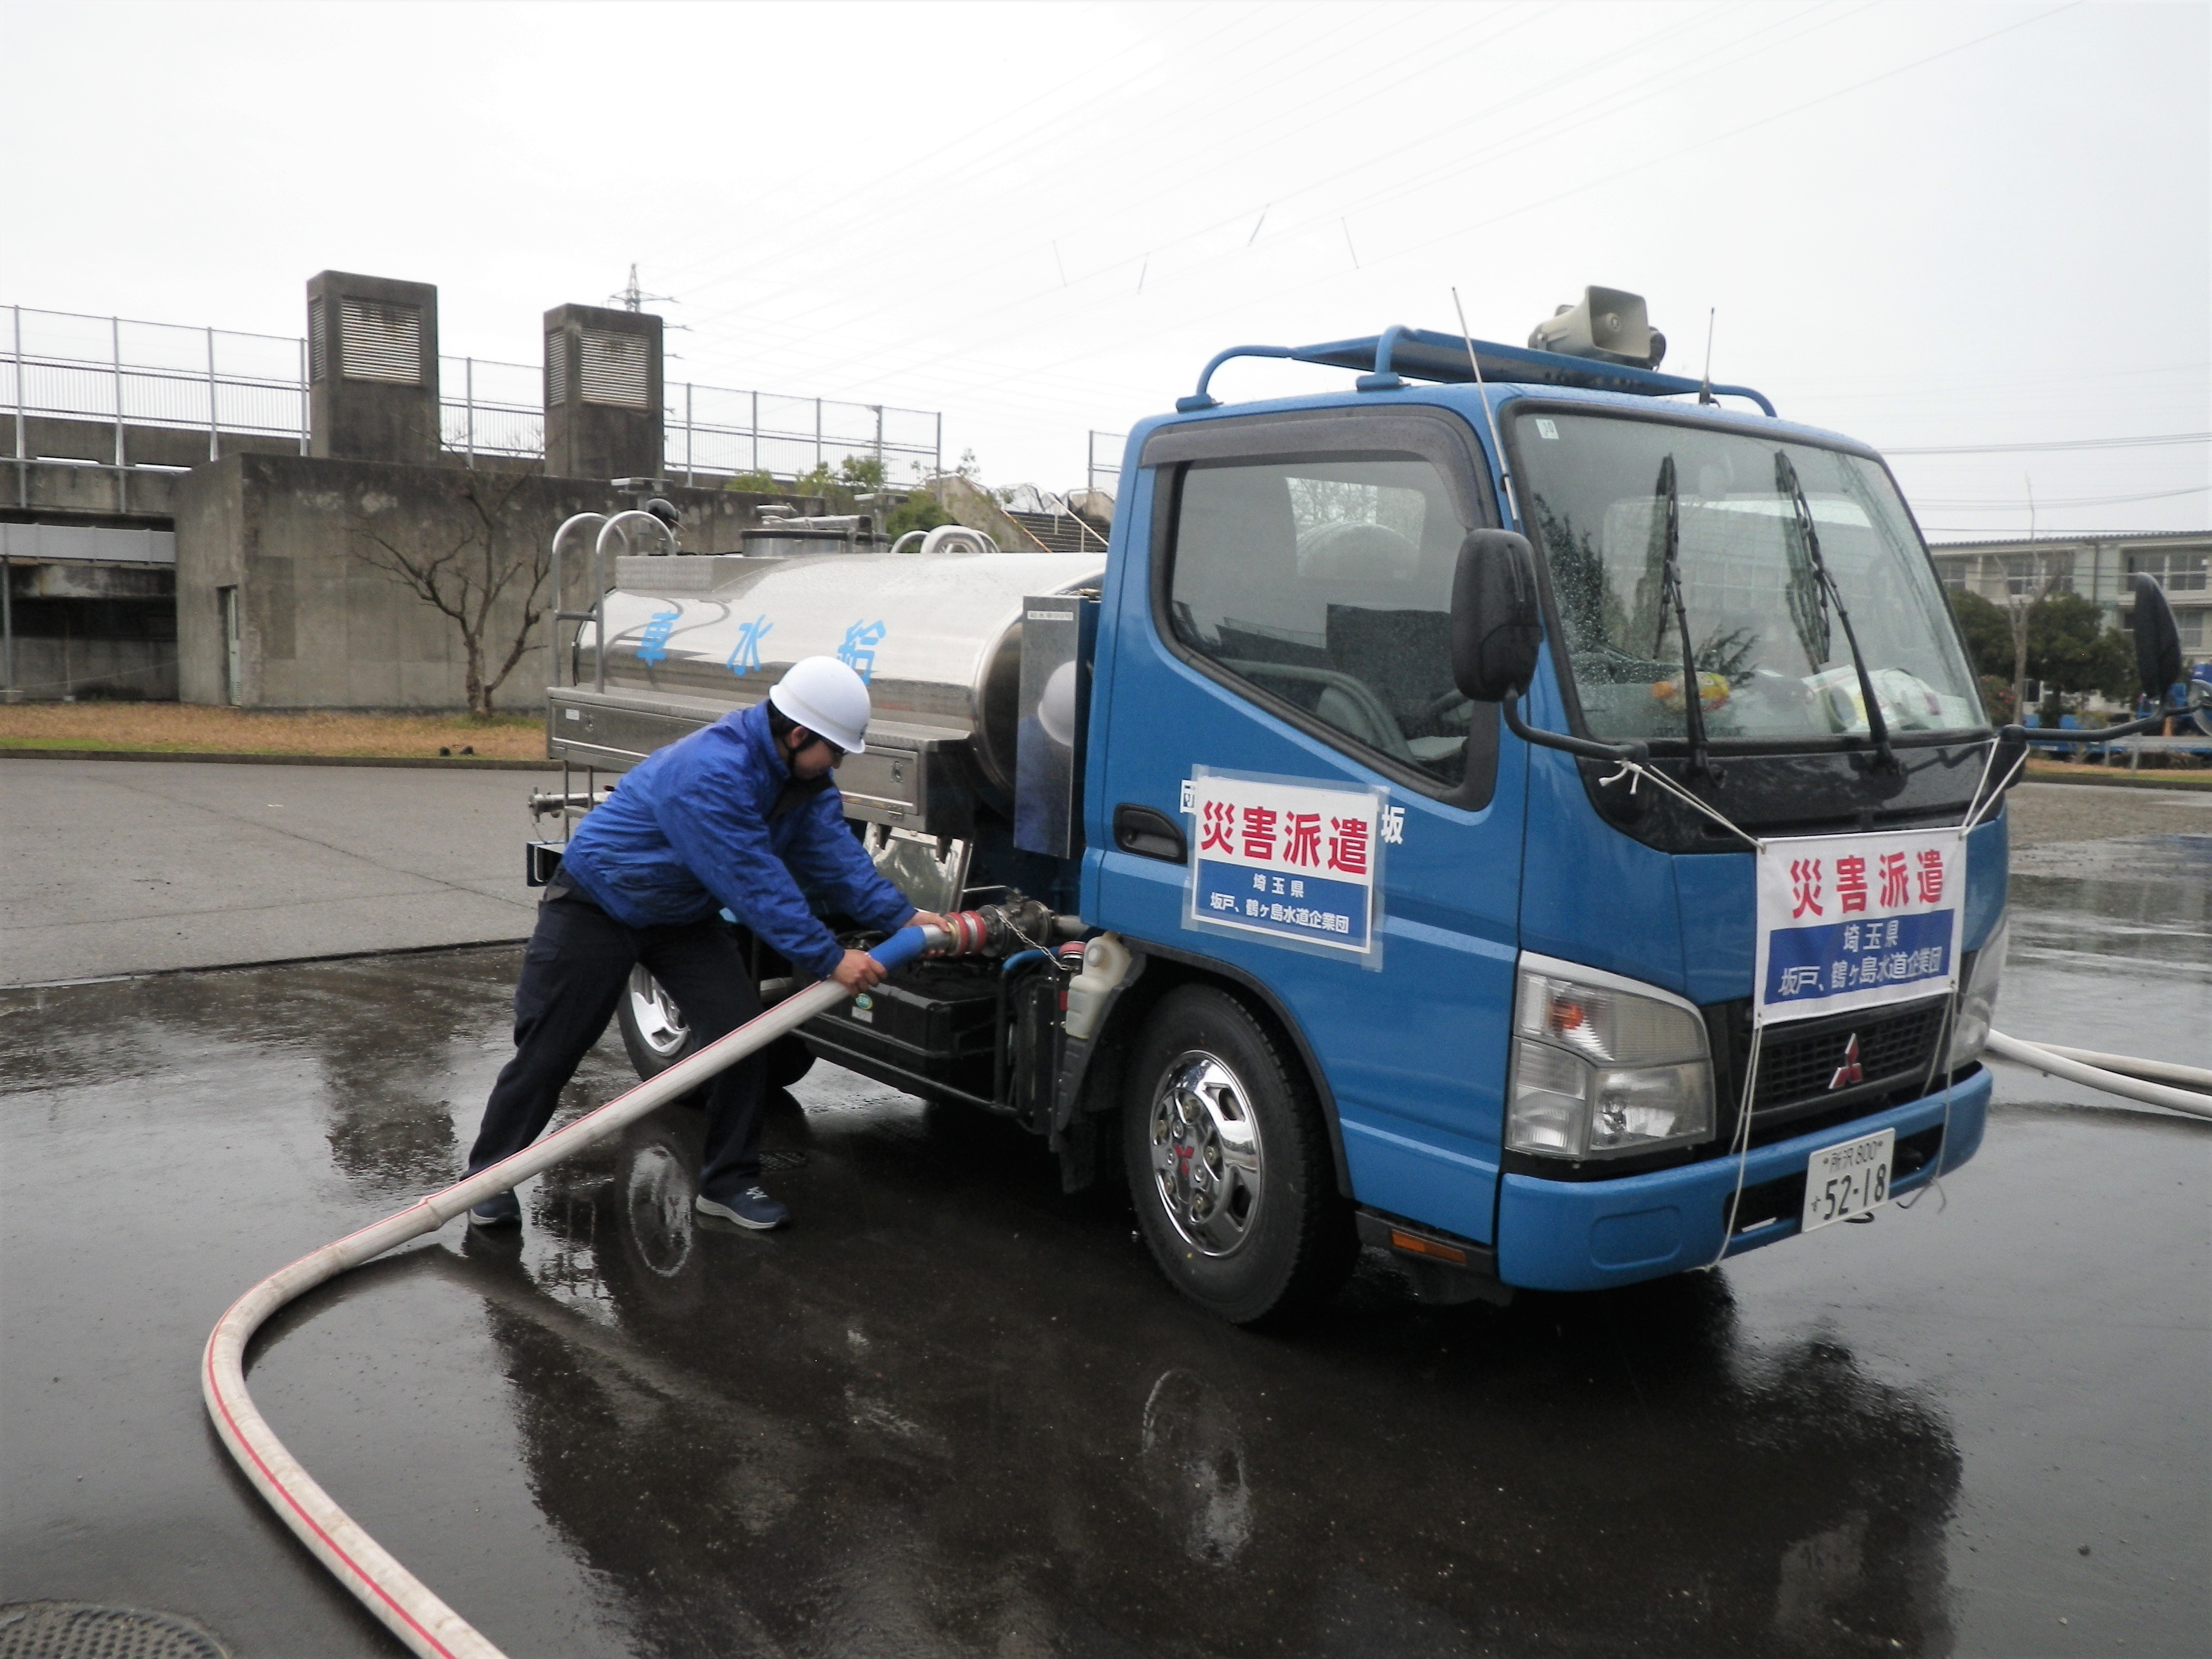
[758,1148,809,1172]
[0,1604,230,1659]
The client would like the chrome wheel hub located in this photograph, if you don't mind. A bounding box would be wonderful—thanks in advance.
[1148,1051,1265,1257]
[628,967,689,1058]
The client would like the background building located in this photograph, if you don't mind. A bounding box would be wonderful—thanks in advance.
[1927,531,2209,665]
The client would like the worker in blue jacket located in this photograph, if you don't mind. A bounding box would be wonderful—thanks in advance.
[464,657,945,1232]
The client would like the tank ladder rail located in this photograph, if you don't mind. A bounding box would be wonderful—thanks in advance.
[544,510,676,696]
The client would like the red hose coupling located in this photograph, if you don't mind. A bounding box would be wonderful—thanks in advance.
[936,909,993,955]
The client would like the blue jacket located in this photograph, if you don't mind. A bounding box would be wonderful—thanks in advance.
[556,701,914,979]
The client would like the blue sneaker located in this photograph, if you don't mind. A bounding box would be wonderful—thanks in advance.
[695,1184,789,1230]
[467,1189,521,1228]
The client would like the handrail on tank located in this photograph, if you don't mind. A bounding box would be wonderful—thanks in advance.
[545,510,677,696]
[589,511,677,693]
[546,513,608,695]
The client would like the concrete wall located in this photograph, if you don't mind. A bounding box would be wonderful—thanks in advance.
[7,416,303,521]
[174,451,821,710]
[933,474,1043,551]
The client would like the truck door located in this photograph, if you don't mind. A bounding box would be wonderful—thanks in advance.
[1087,408,1527,1245]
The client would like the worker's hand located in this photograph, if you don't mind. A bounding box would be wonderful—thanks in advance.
[907,910,952,937]
[831,950,887,994]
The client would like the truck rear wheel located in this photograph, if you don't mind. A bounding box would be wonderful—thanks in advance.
[616,967,816,1095]
[1124,984,1354,1325]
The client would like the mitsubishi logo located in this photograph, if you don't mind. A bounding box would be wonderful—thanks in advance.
[1829,1033,1865,1091]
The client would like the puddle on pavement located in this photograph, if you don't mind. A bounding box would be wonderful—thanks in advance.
[3,828,2204,1658]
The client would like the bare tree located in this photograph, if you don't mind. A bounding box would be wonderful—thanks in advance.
[348,467,549,717]
[2003,549,2069,719]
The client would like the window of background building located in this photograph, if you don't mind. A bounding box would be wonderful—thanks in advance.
[2128,550,2209,593]
[2005,553,2075,596]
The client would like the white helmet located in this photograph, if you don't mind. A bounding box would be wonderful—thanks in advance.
[769,656,871,754]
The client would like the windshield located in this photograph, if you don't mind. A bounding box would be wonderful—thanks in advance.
[1514,412,1982,744]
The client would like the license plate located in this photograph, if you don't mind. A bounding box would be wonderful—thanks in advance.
[1802,1129,1895,1234]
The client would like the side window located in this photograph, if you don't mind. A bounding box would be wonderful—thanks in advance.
[1167,453,1477,788]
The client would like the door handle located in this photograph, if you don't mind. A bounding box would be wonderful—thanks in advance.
[1112,803,1186,863]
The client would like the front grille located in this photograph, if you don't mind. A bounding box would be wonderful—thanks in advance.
[1754,1000,1949,1114]
[1701,980,1967,1152]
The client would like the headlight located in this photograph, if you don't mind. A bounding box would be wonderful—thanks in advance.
[1946,914,2007,1069]
[1508,957,1715,1158]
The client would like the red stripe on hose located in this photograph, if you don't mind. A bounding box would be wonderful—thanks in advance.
[200,990,828,1659]
[205,1311,466,1659]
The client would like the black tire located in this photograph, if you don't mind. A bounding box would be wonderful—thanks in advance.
[1124,984,1355,1325]
[615,967,815,1096]
[617,965,700,1080]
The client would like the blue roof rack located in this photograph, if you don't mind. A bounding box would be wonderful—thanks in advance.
[1175,324,1777,418]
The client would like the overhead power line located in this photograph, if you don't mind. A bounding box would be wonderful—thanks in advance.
[1886,431,2210,456]
[826,0,2088,418]
[1914,483,2211,510]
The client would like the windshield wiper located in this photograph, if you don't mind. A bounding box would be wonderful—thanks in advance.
[1651,454,1718,784]
[1775,451,1898,773]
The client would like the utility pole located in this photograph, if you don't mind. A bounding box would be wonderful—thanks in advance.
[2008,479,2063,724]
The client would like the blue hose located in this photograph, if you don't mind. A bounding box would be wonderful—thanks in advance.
[869,925,932,971]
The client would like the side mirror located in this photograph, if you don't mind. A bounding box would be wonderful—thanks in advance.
[2128,573,2183,702]
[1451,530,1544,702]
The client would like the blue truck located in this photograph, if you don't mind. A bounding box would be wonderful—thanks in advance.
[536,291,2038,1324]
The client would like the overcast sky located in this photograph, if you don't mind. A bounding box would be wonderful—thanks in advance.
[2,1,2205,539]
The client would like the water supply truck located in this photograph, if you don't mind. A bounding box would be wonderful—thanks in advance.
[525,290,2179,1325]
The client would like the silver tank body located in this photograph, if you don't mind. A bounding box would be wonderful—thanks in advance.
[584,550,1103,791]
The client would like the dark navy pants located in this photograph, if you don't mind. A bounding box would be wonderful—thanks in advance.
[467,889,768,1205]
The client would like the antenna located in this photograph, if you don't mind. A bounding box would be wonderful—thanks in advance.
[1699,308,1716,405]
[1452,287,1519,527]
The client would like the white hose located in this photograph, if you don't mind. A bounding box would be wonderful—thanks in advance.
[203,973,854,1659]
[1985,1030,2212,1120]
[2026,1042,2212,1093]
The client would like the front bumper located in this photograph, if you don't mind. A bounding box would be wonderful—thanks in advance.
[1494,1068,1990,1292]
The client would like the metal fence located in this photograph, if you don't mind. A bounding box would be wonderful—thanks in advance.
[6,304,309,466]
[443,355,542,461]
[1088,429,1125,497]
[8,303,942,486]
[665,383,941,486]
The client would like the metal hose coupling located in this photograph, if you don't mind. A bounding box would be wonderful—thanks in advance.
[922,895,1065,959]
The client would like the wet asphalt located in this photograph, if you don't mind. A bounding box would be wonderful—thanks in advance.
[2,785,2206,1658]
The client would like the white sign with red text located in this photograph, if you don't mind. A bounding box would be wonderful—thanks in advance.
[1180,769,1386,961]
[1754,829,1961,1026]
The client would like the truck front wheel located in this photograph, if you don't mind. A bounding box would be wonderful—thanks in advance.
[1124,985,1354,1324]
[616,967,816,1094]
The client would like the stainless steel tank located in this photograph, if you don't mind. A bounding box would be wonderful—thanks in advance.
[582,550,1104,792]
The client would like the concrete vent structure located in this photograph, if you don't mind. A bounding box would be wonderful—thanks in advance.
[306,271,441,464]
[543,303,662,482]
